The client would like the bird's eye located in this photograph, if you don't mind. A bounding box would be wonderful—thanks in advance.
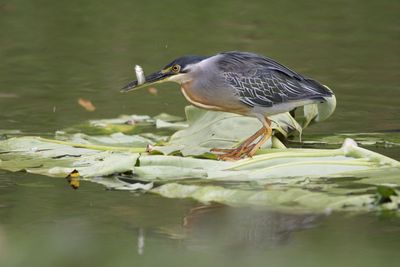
[171,64,181,73]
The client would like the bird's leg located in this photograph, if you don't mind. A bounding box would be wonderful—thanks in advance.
[246,117,272,157]
[210,127,266,154]
[246,125,272,157]
[216,128,265,161]
[212,117,272,161]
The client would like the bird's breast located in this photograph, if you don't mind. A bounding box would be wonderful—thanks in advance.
[180,82,224,111]
[180,81,251,115]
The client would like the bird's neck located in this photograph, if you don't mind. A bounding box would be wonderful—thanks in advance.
[180,81,224,111]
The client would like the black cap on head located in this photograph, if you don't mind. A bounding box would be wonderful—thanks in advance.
[163,55,208,71]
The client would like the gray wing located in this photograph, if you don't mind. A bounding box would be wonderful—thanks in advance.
[219,52,333,108]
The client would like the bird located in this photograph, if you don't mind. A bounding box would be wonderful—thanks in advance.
[121,51,336,160]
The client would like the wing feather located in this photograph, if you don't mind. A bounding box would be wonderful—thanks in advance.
[219,52,333,108]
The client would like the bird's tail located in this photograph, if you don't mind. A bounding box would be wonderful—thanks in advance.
[314,85,336,122]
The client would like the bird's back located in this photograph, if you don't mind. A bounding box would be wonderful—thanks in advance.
[217,51,333,109]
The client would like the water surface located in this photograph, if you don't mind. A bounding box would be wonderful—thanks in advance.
[1,0,399,266]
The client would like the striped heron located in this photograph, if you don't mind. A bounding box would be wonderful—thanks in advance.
[122,51,336,160]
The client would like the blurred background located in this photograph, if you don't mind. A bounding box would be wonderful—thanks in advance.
[0,0,399,134]
[0,0,399,266]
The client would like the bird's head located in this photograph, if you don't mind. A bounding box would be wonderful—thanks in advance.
[121,55,208,92]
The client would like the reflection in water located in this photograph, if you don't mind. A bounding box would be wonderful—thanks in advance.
[159,204,320,251]
[1,174,400,267]
[137,228,145,255]
[0,226,6,259]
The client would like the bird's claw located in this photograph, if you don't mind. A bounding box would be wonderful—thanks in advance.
[211,144,256,161]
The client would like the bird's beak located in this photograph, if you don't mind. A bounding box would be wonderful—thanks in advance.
[120,71,171,92]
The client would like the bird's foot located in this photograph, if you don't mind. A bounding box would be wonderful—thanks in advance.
[211,148,241,161]
[211,144,255,161]
[211,124,271,161]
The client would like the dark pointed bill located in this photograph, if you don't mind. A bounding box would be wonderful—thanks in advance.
[120,71,170,92]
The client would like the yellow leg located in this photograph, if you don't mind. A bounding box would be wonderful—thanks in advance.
[212,117,272,161]
[214,129,265,161]
[210,127,265,153]
[247,126,272,157]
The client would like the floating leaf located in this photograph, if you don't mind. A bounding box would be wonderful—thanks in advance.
[1,106,400,213]
[0,137,141,179]
[57,132,155,148]
[78,98,96,112]
[153,113,184,122]
[300,132,400,148]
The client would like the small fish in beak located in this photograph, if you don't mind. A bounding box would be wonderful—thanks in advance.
[135,65,145,85]
[121,66,171,93]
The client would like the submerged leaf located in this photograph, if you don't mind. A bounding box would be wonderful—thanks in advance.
[150,183,376,213]
[375,186,398,205]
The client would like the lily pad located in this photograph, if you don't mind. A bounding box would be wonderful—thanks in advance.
[0,136,140,178]
[1,106,400,214]
[300,132,400,148]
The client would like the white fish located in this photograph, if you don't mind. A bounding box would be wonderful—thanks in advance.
[135,65,145,85]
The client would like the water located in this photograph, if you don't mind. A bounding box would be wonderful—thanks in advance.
[1,0,400,266]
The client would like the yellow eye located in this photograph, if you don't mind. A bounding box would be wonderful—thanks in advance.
[171,64,181,73]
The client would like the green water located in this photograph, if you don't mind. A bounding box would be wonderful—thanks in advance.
[0,0,400,266]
